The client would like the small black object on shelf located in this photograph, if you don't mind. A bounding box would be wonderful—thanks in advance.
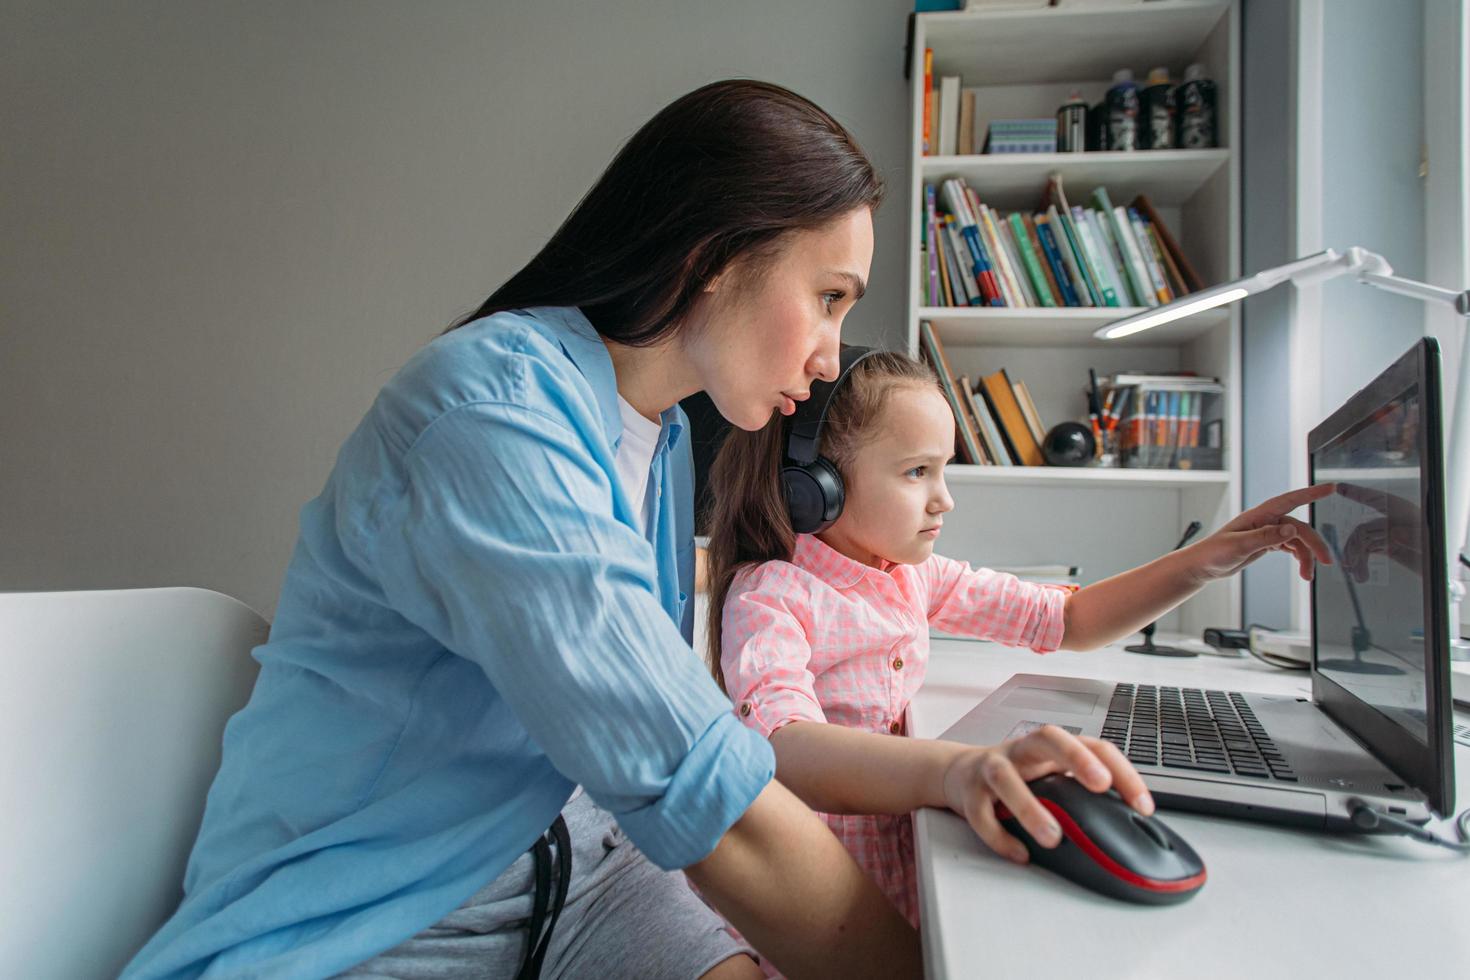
[1042,421,1095,467]
[1126,520,1204,658]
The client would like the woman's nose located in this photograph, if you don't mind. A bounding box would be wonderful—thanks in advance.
[809,328,841,383]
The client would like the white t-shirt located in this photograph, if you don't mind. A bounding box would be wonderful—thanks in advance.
[614,395,662,536]
[568,397,661,808]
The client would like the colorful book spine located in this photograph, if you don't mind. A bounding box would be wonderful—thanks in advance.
[1008,212,1056,307]
[1128,207,1172,303]
[979,202,1028,307]
[922,49,933,156]
[943,216,982,306]
[924,184,942,306]
[1075,208,1125,307]
[1049,204,1098,306]
[1035,217,1080,307]
[941,179,1003,305]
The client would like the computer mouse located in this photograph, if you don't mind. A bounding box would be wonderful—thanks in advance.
[994,773,1206,905]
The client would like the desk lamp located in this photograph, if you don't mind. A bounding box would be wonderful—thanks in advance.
[1094,247,1470,651]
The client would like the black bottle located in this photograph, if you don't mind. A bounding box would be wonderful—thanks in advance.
[1104,69,1140,152]
[1175,63,1218,149]
[1139,67,1175,150]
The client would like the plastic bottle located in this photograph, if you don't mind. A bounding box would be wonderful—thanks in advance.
[1104,68,1140,152]
[1139,67,1175,150]
[1175,63,1218,149]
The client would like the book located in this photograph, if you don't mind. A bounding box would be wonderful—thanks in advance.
[1035,215,1080,307]
[972,197,1020,306]
[1131,193,1204,292]
[942,216,982,306]
[1074,208,1126,307]
[919,321,985,464]
[1012,378,1047,446]
[963,381,1013,465]
[1021,213,1064,305]
[954,375,991,464]
[1089,191,1145,305]
[924,186,941,306]
[1110,204,1159,307]
[1007,213,1054,306]
[958,90,976,156]
[974,377,1021,463]
[1046,203,1097,307]
[922,48,933,156]
[939,75,961,155]
[984,203,1034,306]
[980,369,1046,466]
[1144,221,1188,298]
[942,180,1003,305]
[936,217,966,306]
[1128,207,1173,303]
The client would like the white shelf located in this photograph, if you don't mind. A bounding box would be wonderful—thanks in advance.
[907,1,1242,635]
[920,150,1229,209]
[923,1,1232,86]
[920,306,1228,347]
[945,465,1231,490]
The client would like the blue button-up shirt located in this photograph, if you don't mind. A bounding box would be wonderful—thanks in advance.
[123,307,775,979]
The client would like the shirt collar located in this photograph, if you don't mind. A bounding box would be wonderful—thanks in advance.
[530,306,685,454]
[790,533,898,589]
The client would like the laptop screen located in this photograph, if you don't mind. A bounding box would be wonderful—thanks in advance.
[1309,338,1454,815]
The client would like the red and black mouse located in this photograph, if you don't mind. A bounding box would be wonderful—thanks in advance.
[995,773,1206,905]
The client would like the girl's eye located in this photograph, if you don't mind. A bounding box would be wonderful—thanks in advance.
[907,466,926,478]
[822,291,845,313]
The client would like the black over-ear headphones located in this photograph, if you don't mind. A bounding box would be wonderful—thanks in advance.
[781,345,879,534]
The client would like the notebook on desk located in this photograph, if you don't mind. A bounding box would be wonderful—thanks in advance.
[942,339,1456,830]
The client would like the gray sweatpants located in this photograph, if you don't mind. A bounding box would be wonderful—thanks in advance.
[338,792,755,979]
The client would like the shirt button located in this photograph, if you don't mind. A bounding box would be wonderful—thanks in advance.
[892,657,904,671]
[740,703,752,717]
[889,720,902,734]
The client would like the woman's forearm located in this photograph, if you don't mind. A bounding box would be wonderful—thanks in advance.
[1060,544,1206,650]
[769,720,966,815]
[687,779,921,980]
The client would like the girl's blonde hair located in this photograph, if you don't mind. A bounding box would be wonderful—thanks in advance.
[703,350,942,690]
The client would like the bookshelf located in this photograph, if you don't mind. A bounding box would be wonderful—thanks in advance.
[906,0,1241,635]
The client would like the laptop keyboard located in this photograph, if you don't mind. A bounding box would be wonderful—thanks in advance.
[1101,683,1298,781]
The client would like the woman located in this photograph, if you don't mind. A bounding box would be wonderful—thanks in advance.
[123,78,928,980]
[121,79,1323,980]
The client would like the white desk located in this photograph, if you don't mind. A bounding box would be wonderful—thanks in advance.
[910,634,1470,980]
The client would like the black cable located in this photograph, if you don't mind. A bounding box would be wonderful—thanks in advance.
[1348,800,1470,853]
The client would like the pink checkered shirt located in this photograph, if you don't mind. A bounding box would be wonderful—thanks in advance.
[720,533,1068,927]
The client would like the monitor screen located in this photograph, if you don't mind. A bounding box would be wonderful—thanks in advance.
[1308,338,1454,815]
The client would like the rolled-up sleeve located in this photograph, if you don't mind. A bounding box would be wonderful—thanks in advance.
[371,400,773,869]
[923,554,1067,653]
[720,567,826,738]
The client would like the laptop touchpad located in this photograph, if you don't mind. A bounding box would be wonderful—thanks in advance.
[1000,686,1100,715]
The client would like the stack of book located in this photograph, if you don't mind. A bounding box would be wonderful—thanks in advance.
[920,173,1203,309]
[921,54,977,156]
[1103,373,1225,471]
[917,320,1049,467]
[982,118,1057,154]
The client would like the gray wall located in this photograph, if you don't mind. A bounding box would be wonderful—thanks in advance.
[1,1,914,617]
[1241,0,1427,628]
[1241,0,1300,628]
[1317,0,1426,412]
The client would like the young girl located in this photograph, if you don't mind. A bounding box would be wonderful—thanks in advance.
[705,349,1332,928]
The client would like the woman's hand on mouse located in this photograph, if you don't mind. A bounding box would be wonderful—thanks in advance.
[1184,484,1336,584]
[940,725,1152,865]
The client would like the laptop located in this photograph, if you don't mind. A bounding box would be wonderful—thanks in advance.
[941,338,1456,829]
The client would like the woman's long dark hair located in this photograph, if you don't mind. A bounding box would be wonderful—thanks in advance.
[704,352,940,690]
[450,79,884,343]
